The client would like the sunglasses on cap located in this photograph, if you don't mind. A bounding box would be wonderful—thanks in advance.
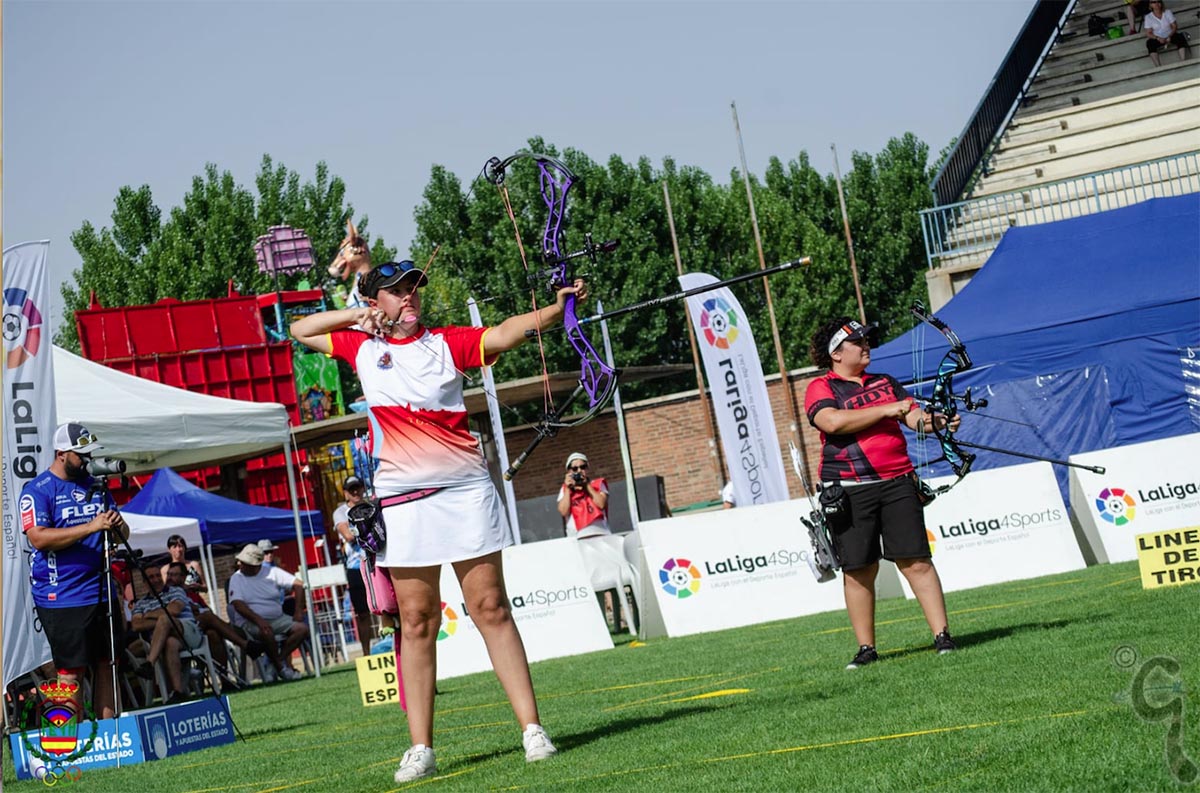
[68,432,99,451]
[377,261,418,279]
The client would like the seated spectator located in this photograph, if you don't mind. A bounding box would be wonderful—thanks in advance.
[557,453,611,539]
[1144,0,1190,66]
[1124,0,1151,36]
[160,534,209,612]
[257,539,278,571]
[165,561,263,688]
[228,544,307,682]
[129,566,206,704]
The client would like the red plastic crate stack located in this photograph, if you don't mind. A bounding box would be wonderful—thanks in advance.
[76,295,315,513]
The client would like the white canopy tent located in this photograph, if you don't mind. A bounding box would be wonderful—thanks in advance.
[52,346,321,675]
[53,346,292,473]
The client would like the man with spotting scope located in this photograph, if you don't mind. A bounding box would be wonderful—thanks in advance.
[19,422,129,718]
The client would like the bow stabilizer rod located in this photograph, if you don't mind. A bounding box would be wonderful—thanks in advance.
[525,255,812,339]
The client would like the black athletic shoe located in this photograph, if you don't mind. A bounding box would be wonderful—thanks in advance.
[934,630,957,654]
[846,645,878,669]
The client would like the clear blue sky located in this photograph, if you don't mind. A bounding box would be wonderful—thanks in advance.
[5,0,1036,331]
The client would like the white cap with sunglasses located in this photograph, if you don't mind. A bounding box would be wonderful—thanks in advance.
[53,423,102,455]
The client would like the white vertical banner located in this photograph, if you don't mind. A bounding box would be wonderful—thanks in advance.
[678,273,788,506]
[2,241,56,687]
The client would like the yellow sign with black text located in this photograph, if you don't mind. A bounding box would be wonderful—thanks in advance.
[355,652,400,707]
[1136,526,1200,589]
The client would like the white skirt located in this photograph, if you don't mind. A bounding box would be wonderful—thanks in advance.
[375,479,512,568]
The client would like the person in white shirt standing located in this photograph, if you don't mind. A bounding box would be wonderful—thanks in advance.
[1144,0,1190,66]
[227,544,308,682]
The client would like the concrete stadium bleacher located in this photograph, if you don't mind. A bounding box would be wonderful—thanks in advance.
[925,0,1200,306]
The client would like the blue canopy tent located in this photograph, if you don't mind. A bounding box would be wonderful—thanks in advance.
[124,467,323,547]
[869,194,1200,501]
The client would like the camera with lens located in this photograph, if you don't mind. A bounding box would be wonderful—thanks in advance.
[86,456,128,477]
[571,472,586,486]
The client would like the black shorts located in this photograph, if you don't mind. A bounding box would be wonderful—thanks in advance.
[37,603,124,671]
[1147,34,1188,53]
[833,475,931,570]
[345,567,369,616]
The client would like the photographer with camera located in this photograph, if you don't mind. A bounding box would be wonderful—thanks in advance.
[557,453,611,539]
[806,319,958,670]
[18,423,129,718]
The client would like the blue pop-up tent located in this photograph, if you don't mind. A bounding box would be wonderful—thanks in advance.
[868,193,1200,499]
[123,467,323,547]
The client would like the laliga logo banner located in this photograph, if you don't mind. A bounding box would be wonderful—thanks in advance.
[679,273,789,507]
[1068,434,1200,564]
[896,462,1085,598]
[2,241,56,688]
[432,538,612,681]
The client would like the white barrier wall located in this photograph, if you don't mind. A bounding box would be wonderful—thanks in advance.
[1068,433,1200,564]
[637,499,904,638]
[434,538,614,680]
[897,462,1086,598]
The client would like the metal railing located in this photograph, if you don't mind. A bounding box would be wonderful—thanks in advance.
[921,151,1200,268]
[930,0,1074,207]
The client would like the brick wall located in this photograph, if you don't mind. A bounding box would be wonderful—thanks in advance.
[499,369,827,512]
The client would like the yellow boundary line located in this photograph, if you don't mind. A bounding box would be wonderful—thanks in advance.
[491,709,1093,790]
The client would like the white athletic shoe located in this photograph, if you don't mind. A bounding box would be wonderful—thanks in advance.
[522,724,558,762]
[394,744,437,782]
[278,665,301,681]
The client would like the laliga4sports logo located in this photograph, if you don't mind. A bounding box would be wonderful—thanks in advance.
[1095,487,1137,527]
[699,298,739,350]
[2,287,44,369]
[659,558,701,599]
[437,602,458,641]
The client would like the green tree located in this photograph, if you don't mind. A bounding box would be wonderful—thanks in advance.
[57,157,394,352]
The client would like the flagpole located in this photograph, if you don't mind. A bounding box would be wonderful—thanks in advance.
[831,144,868,325]
[662,180,727,493]
[730,101,804,450]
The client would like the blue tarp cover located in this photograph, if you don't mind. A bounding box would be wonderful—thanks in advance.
[868,194,1200,492]
[123,468,323,546]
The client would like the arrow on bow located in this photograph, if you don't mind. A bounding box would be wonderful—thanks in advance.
[483,151,814,480]
[909,301,1105,496]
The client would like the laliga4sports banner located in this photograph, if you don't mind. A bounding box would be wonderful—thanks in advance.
[679,273,788,506]
[2,241,56,688]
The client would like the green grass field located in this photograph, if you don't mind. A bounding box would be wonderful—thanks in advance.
[4,560,1196,792]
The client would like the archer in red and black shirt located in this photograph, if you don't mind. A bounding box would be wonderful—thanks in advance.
[805,317,960,669]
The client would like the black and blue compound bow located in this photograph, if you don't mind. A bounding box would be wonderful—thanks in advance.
[909,301,1105,496]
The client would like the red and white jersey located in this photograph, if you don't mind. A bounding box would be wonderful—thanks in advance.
[328,325,499,491]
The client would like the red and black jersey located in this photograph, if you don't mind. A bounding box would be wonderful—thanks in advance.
[804,371,915,483]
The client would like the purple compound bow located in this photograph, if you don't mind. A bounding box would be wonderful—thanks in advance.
[484,153,619,479]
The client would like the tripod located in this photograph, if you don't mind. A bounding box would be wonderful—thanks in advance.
[87,476,243,740]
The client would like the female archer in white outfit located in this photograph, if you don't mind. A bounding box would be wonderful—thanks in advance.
[292,260,583,782]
